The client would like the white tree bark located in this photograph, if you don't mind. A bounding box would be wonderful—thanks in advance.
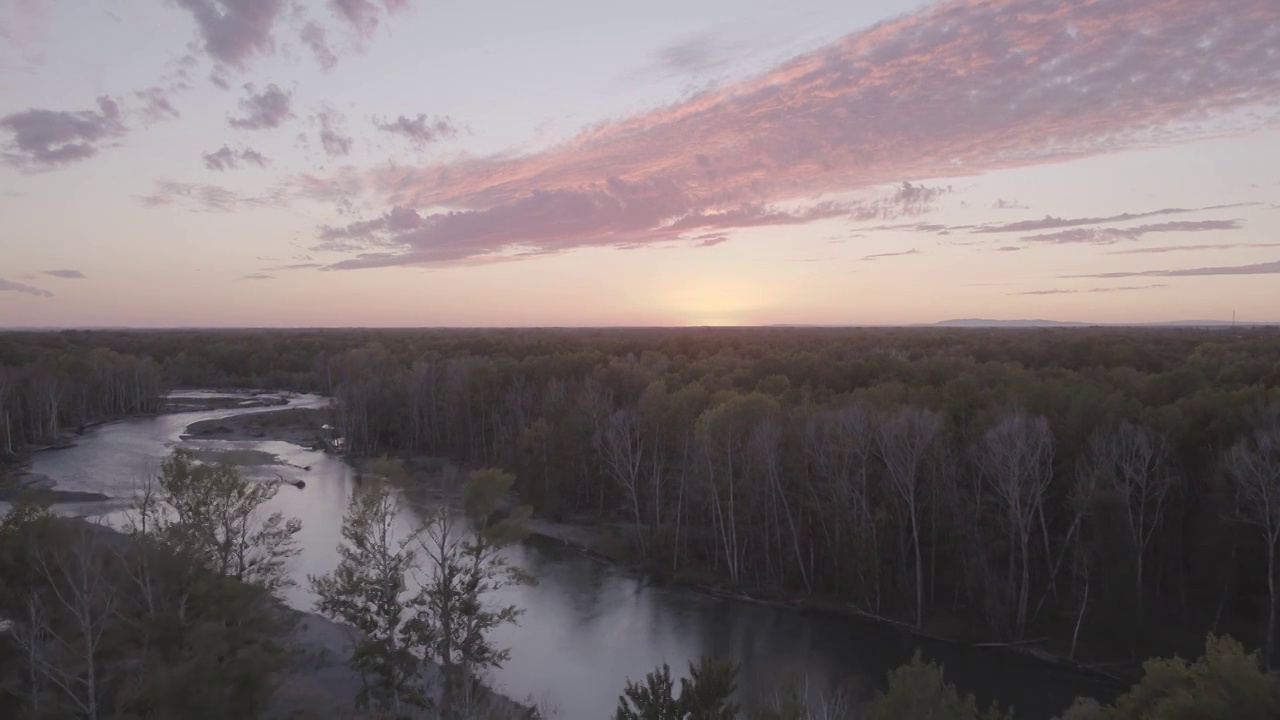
[1224,425,1280,669]
[980,410,1054,639]
[877,406,944,628]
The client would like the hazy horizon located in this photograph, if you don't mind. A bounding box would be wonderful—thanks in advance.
[3,0,1280,327]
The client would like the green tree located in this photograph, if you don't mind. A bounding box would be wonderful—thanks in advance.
[131,449,302,594]
[1059,635,1280,720]
[866,652,1015,720]
[405,467,533,718]
[311,459,426,717]
[614,656,740,720]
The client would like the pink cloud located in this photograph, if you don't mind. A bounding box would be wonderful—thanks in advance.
[302,0,1280,268]
[228,84,293,130]
[173,0,286,70]
[0,96,126,170]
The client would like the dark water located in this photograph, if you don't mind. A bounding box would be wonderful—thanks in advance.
[22,393,1120,719]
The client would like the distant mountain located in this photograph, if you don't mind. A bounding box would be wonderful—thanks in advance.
[931,319,1264,328]
[933,318,1089,328]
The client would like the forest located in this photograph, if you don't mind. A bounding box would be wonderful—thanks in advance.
[4,453,1277,720]
[3,327,1280,674]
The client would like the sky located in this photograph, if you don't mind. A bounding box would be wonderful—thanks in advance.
[1,0,1279,328]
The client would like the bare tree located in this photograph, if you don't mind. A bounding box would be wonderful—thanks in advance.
[1224,425,1280,669]
[1089,421,1176,617]
[596,407,649,556]
[0,364,13,456]
[805,404,880,609]
[979,411,1054,638]
[11,522,116,720]
[877,406,944,628]
[753,418,810,593]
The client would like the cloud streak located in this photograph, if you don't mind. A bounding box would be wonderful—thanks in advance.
[202,145,269,170]
[0,278,53,297]
[1013,284,1168,295]
[300,0,1280,268]
[0,97,125,170]
[374,114,458,147]
[861,248,920,261]
[1108,242,1280,255]
[41,269,86,279]
[1070,260,1280,279]
[137,180,288,212]
[972,204,1257,234]
[1022,220,1242,245]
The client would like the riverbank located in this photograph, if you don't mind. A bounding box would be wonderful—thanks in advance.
[353,453,1135,690]
[277,601,537,719]
[212,409,1134,692]
[183,406,331,448]
[0,510,536,720]
[0,470,112,504]
[519,513,1137,687]
[170,401,1132,696]
[164,389,293,414]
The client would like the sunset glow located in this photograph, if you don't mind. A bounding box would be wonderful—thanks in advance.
[2,0,1279,327]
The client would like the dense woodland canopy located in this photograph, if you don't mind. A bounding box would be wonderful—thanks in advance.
[3,327,1280,670]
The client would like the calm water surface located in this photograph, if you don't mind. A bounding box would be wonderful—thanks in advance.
[25,393,1118,719]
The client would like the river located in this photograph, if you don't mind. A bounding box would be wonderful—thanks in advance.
[21,392,1120,720]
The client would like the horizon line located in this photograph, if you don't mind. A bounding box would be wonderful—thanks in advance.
[3,320,1278,332]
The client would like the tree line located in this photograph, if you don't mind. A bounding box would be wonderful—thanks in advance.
[3,327,1280,667]
[6,451,1277,719]
[0,344,165,461]
[311,329,1280,669]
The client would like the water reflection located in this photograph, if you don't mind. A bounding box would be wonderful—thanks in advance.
[23,394,1117,720]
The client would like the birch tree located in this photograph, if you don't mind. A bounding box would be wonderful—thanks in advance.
[877,406,944,628]
[1088,421,1176,618]
[10,522,116,720]
[596,407,649,556]
[980,410,1054,638]
[1224,425,1280,669]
